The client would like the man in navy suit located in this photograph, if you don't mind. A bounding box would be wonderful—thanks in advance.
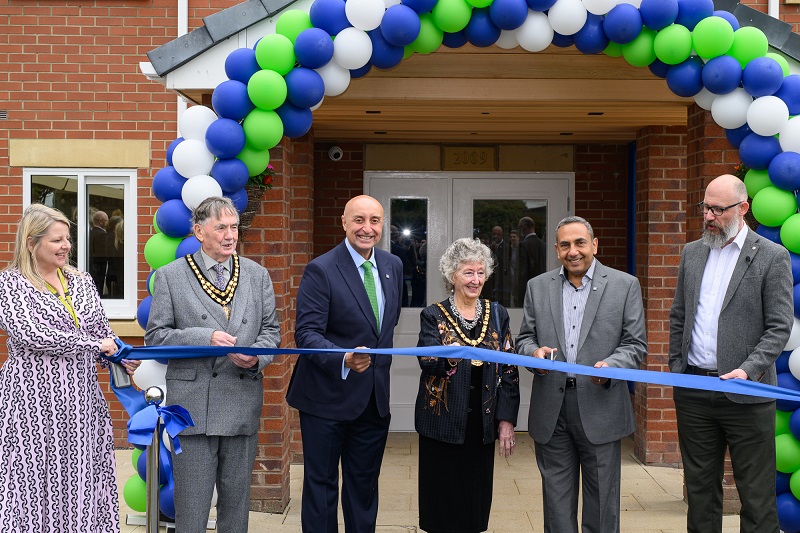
[287,195,403,532]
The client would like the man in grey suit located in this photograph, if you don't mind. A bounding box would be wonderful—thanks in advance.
[517,215,647,533]
[669,174,793,533]
[146,196,280,533]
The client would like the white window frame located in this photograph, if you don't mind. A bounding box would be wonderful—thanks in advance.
[23,167,138,319]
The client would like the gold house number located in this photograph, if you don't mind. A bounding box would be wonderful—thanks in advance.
[443,146,496,171]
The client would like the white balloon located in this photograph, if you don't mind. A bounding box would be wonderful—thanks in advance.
[181,174,224,211]
[384,0,401,6]
[172,139,215,179]
[311,96,325,112]
[179,105,218,141]
[780,117,800,153]
[710,88,753,130]
[316,61,351,97]
[516,12,554,53]
[495,30,520,50]
[548,0,587,36]
[333,27,373,70]
[162,428,172,451]
[693,88,716,111]
[582,0,617,15]
[789,346,800,381]
[345,0,385,31]
[617,0,641,7]
[747,96,790,137]
[132,360,167,391]
[786,318,800,352]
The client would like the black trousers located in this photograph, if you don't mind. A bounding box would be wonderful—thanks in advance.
[674,387,778,533]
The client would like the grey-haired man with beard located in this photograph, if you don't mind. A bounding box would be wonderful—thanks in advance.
[669,174,793,533]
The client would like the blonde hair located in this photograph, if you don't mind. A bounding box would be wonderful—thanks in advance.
[8,204,78,290]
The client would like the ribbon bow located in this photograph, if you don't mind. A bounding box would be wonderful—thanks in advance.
[127,403,194,454]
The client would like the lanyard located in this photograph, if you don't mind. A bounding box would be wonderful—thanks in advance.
[45,269,79,328]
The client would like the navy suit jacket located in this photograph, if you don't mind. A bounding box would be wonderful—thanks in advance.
[287,241,404,421]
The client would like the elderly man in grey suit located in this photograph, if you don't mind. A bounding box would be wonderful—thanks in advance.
[516,215,647,533]
[146,196,280,533]
[669,174,793,533]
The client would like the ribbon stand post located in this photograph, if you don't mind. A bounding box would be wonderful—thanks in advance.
[144,386,164,533]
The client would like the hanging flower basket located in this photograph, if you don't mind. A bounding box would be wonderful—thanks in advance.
[239,165,274,239]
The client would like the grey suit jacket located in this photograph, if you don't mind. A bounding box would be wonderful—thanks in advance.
[145,251,281,435]
[516,260,647,445]
[668,229,793,403]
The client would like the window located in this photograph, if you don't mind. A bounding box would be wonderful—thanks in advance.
[23,168,138,319]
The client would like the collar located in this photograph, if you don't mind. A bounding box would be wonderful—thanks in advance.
[200,249,231,272]
[559,258,597,284]
[344,239,376,269]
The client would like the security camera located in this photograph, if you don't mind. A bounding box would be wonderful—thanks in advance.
[328,146,343,161]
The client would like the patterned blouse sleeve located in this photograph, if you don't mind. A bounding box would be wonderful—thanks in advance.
[416,305,454,377]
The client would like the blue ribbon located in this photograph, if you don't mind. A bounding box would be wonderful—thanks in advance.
[104,341,800,403]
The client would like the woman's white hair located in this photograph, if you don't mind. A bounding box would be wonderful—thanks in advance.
[439,238,494,292]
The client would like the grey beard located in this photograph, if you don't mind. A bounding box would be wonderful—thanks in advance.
[702,218,740,249]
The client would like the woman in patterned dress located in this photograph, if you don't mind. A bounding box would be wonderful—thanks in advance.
[0,204,139,532]
[414,238,520,533]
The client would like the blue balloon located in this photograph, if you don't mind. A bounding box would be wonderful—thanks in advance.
[465,8,500,48]
[675,0,714,31]
[775,75,800,116]
[701,55,742,95]
[276,102,313,138]
[712,9,739,31]
[526,0,556,11]
[778,493,800,533]
[310,0,350,35]
[739,133,782,171]
[166,137,183,166]
[136,443,172,485]
[146,270,155,296]
[603,4,643,44]
[152,166,186,203]
[224,47,260,84]
[227,188,248,213]
[368,30,405,70]
[442,30,469,48]
[489,0,528,31]
[725,123,752,148]
[666,57,704,98]
[205,118,246,159]
[156,199,193,239]
[743,57,785,97]
[350,63,373,78]
[778,471,792,496]
[769,151,800,191]
[160,480,176,520]
[551,32,574,48]
[792,253,800,285]
[639,0,678,31]
[137,296,152,330]
[574,14,610,55]
[777,372,800,412]
[793,283,800,319]
[294,28,335,69]
[648,59,670,79]
[176,235,201,258]
[381,4,421,46]
[402,0,437,14]
[211,158,250,194]
[285,67,325,108]
[212,80,255,122]
[778,350,793,374]
[756,224,783,245]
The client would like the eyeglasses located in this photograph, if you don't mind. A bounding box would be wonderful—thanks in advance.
[697,201,744,217]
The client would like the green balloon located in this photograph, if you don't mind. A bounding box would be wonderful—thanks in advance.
[144,233,182,271]
[403,46,414,59]
[777,433,800,473]
[767,52,791,77]
[791,470,800,500]
[131,447,143,467]
[692,16,734,59]
[603,41,623,58]
[255,34,296,76]
[236,144,271,177]
[622,28,656,68]
[778,410,793,437]
[148,271,155,295]
[410,13,443,55]
[729,26,768,68]
[124,474,147,512]
[752,186,797,227]
[275,10,313,44]
[247,70,288,111]
[743,169,773,199]
[153,213,161,234]
[243,108,284,150]
[653,24,692,65]
[466,0,492,8]
[782,214,800,254]
[432,0,472,33]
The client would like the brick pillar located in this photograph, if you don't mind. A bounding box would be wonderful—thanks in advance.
[241,133,314,513]
[633,125,686,465]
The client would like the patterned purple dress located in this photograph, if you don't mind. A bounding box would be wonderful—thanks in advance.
[0,268,119,532]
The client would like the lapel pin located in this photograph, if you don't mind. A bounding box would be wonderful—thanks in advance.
[593,287,597,291]
[385,274,389,278]
[752,246,756,250]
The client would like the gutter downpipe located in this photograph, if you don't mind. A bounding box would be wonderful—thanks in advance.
[176,0,188,131]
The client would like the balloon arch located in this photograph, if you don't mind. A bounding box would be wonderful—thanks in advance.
[133,0,800,526]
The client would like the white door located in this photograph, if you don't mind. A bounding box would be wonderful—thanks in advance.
[366,171,573,431]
